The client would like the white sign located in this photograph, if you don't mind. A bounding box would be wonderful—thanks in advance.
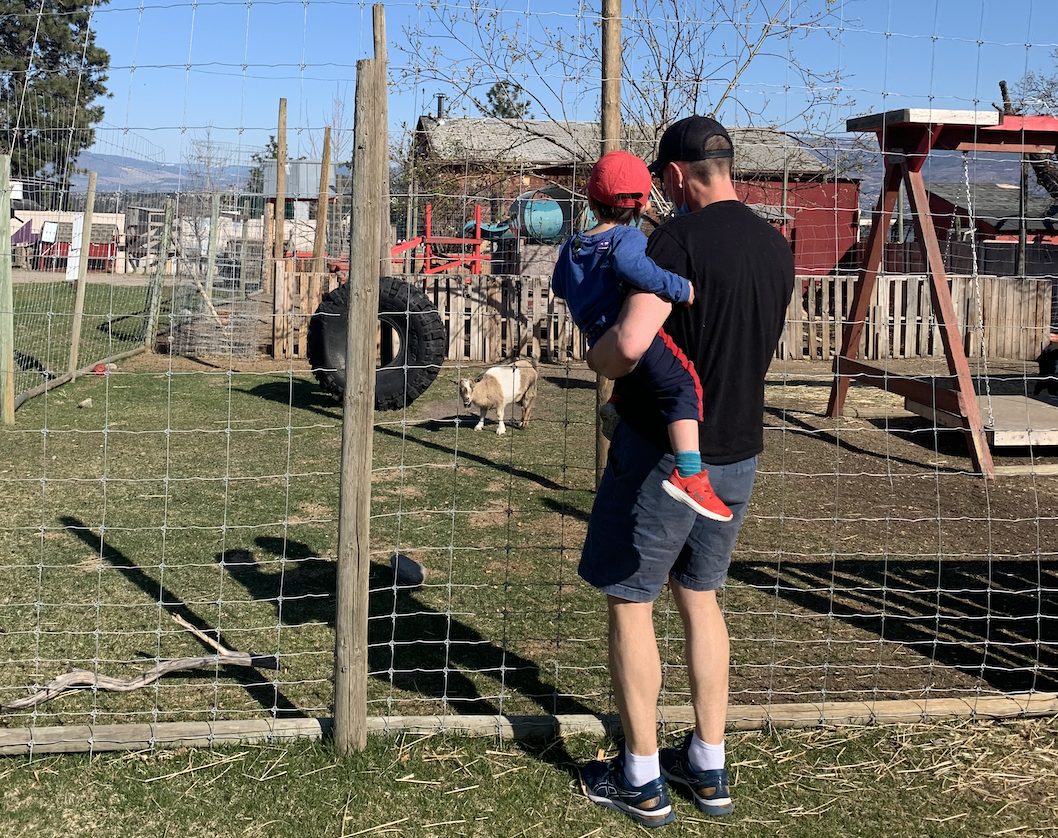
[65,215,85,282]
[41,221,58,243]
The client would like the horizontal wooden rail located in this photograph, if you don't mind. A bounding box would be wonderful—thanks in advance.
[2,693,1054,754]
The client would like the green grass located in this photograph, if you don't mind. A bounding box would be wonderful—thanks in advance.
[0,356,607,726]
[11,280,154,391]
[1,718,1055,837]
[3,351,1054,729]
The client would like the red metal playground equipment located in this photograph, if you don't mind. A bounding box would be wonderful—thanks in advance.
[390,204,486,276]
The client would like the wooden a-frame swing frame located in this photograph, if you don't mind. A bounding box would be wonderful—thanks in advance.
[826,109,1058,479]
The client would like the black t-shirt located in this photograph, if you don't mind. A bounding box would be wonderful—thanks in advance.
[614,200,794,464]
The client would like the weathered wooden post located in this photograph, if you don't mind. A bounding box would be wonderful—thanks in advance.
[204,192,221,302]
[0,154,14,424]
[68,171,97,375]
[144,198,175,350]
[333,57,386,755]
[596,0,621,487]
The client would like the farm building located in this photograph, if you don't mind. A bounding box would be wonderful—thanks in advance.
[412,115,861,275]
[925,183,1058,278]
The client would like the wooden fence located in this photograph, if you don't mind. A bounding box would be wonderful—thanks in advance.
[780,274,1052,362]
[267,270,1053,364]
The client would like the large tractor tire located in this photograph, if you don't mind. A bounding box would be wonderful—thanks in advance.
[307,277,446,411]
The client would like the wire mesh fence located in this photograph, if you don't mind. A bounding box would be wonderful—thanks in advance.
[1,0,1058,752]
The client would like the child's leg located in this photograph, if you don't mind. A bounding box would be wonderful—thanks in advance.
[669,419,703,478]
[633,333,732,522]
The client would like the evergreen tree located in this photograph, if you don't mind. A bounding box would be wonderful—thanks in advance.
[483,82,532,119]
[0,0,110,193]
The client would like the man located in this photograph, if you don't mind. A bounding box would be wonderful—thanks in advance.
[578,116,794,827]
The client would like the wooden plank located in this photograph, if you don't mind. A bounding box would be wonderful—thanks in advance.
[920,277,934,357]
[519,277,531,359]
[836,356,962,413]
[448,277,465,361]
[531,277,543,361]
[556,292,570,363]
[806,277,818,359]
[821,275,833,361]
[469,276,483,361]
[846,109,1000,132]
[905,275,920,356]
[907,393,1058,447]
[787,281,804,359]
[998,277,1011,359]
[487,277,502,363]
[3,691,1057,755]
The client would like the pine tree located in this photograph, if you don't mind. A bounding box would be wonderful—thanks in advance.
[0,0,110,195]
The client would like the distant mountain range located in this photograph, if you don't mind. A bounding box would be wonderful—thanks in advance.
[69,144,1049,211]
[69,151,253,192]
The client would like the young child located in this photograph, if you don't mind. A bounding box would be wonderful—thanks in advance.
[551,150,731,522]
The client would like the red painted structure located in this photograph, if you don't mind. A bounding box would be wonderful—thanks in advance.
[36,240,118,272]
[328,203,486,284]
[826,109,1058,479]
[736,180,861,275]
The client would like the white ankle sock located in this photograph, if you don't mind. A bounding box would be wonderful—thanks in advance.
[688,733,725,772]
[623,746,661,786]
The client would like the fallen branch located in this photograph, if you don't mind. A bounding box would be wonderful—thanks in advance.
[0,615,278,712]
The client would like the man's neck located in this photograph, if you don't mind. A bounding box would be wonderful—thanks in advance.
[687,178,739,211]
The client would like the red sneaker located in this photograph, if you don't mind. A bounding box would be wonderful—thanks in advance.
[662,468,733,521]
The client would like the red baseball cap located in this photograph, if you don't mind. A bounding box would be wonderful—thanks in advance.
[587,150,652,208]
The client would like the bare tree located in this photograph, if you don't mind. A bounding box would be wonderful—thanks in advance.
[997,79,1058,200]
[395,0,857,142]
[1014,51,1058,116]
[182,126,237,282]
[307,84,355,171]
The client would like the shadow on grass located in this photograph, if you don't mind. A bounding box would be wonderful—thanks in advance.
[59,515,304,716]
[544,374,595,391]
[765,405,971,473]
[373,425,566,491]
[214,535,596,778]
[730,556,1058,693]
[242,377,342,419]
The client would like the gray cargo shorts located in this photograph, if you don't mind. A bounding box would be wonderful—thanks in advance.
[578,422,758,602]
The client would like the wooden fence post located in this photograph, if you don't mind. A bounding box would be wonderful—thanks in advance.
[334,57,385,756]
[68,171,97,375]
[144,198,175,351]
[204,192,221,303]
[596,0,621,487]
[0,155,13,424]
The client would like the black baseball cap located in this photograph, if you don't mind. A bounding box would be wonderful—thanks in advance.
[647,115,734,174]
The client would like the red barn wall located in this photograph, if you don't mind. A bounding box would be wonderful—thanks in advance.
[736,180,860,275]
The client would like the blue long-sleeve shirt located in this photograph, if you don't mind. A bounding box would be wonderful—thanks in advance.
[551,225,691,344]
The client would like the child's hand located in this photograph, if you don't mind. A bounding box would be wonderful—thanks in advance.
[685,283,695,306]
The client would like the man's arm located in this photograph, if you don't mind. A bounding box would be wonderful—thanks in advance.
[586,290,671,379]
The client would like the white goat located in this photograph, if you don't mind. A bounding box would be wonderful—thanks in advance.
[458,359,538,434]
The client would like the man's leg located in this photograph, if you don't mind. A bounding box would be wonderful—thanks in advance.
[659,579,734,816]
[608,595,661,756]
[669,582,729,744]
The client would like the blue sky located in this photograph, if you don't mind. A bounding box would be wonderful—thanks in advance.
[82,0,1058,165]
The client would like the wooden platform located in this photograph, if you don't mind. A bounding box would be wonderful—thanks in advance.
[907,392,1058,447]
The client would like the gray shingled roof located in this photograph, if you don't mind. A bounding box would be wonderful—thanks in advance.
[926,183,1058,234]
[417,117,831,177]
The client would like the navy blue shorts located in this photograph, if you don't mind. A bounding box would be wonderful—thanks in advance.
[578,423,758,603]
[630,329,703,425]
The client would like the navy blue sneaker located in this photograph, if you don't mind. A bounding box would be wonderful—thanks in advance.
[581,748,675,828]
[660,735,734,816]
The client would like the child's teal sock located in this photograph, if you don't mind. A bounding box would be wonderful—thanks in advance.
[675,450,702,478]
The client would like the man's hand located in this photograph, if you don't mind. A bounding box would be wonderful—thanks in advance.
[686,283,695,306]
[586,290,672,379]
